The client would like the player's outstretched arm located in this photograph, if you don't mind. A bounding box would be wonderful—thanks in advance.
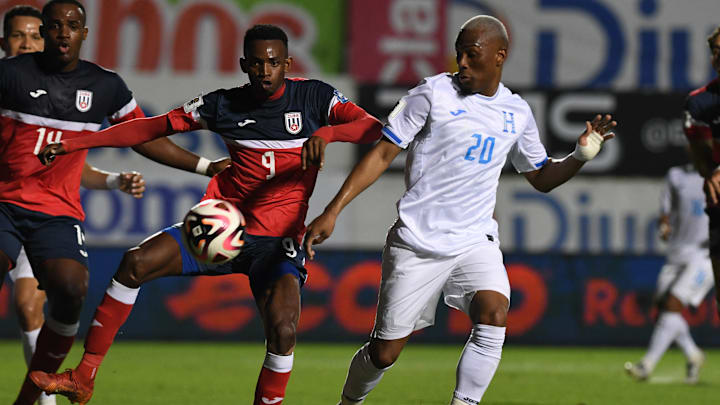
[132,138,230,177]
[303,138,401,259]
[37,114,177,165]
[524,114,616,193]
[80,163,146,198]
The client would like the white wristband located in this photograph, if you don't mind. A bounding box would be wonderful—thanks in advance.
[105,173,121,189]
[195,157,211,175]
[572,131,604,162]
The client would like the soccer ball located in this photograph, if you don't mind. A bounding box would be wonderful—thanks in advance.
[182,199,246,264]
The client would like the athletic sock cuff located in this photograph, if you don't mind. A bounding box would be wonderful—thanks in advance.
[106,278,140,305]
[263,352,294,373]
[46,316,80,337]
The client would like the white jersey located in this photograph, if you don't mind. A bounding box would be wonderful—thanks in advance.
[383,73,548,255]
[660,165,709,264]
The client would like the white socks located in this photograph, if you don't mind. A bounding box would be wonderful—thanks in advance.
[643,311,701,371]
[21,327,41,366]
[21,327,57,404]
[340,342,392,404]
[453,324,505,405]
[263,351,294,373]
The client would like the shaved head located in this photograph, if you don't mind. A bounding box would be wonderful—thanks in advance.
[459,15,508,49]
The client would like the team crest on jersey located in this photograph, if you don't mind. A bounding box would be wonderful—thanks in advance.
[284,112,303,134]
[75,90,93,112]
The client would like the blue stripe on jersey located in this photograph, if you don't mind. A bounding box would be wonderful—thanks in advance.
[534,157,549,168]
[382,126,402,145]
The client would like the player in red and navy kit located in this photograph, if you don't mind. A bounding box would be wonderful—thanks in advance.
[0,6,145,405]
[683,25,720,318]
[1,2,227,404]
[32,24,382,405]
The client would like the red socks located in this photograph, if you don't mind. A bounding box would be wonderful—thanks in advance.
[254,352,293,405]
[76,291,135,382]
[14,319,77,405]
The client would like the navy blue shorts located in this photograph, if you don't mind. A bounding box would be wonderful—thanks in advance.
[0,202,89,269]
[165,224,307,291]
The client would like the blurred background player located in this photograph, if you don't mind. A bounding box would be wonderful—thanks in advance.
[31,24,381,405]
[624,159,712,384]
[682,25,720,318]
[2,8,146,405]
[0,1,227,404]
[303,15,615,405]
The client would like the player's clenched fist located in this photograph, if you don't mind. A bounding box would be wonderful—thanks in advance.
[119,171,146,199]
[37,142,67,166]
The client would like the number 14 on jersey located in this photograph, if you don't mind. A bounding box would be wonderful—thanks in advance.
[33,127,62,155]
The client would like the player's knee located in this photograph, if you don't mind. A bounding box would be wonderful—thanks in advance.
[369,342,400,369]
[14,292,45,323]
[475,306,508,327]
[269,321,296,354]
[118,247,151,288]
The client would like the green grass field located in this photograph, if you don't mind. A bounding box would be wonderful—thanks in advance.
[0,341,717,404]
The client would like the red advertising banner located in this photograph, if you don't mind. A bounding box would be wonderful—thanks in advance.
[349,0,448,84]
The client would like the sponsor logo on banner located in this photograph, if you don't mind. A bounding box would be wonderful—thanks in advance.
[76,90,93,112]
[284,112,303,134]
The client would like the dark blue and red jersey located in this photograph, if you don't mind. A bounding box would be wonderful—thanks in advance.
[684,78,720,160]
[0,53,144,220]
[61,77,382,242]
[169,79,377,242]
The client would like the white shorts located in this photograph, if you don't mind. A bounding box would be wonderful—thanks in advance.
[371,238,510,340]
[656,257,714,307]
[8,247,33,282]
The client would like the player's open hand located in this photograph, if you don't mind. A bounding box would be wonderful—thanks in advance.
[206,157,231,177]
[303,212,337,260]
[302,135,328,170]
[118,171,146,198]
[37,143,67,166]
[573,114,616,161]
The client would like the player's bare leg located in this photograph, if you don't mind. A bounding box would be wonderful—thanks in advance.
[30,233,184,404]
[450,290,508,405]
[0,249,11,290]
[252,273,301,405]
[15,258,88,405]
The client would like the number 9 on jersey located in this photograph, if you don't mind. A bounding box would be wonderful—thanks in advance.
[182,199,246,264]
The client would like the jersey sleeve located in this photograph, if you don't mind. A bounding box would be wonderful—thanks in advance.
[508,111,549,172]
[382,79,432,149]
[659,170,674,216]
[167,91,220,132]
[683,98,712,141]
[107,74,145,123]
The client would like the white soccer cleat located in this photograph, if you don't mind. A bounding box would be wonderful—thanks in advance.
[686,352,705,384]
[624,361,649,381]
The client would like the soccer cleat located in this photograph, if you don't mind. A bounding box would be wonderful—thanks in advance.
[686,352,705,384]
[624,361,649,381]
[29,369,93,405]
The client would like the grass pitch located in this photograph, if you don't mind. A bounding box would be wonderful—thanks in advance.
[0,341,717,404]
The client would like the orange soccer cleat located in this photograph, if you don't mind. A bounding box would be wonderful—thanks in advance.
[29,369,94,405]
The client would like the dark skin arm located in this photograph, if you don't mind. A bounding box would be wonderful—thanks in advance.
[524,115,616,192]
[303,138,402,259]
[132,137,229,177]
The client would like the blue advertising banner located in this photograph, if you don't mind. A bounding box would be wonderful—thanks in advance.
[1,249,718,345]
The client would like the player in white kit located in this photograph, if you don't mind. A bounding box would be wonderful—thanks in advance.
[303,15,616,405]
[625,164,712,384]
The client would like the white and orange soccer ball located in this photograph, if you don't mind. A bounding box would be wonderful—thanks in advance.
[182,199,246,265]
